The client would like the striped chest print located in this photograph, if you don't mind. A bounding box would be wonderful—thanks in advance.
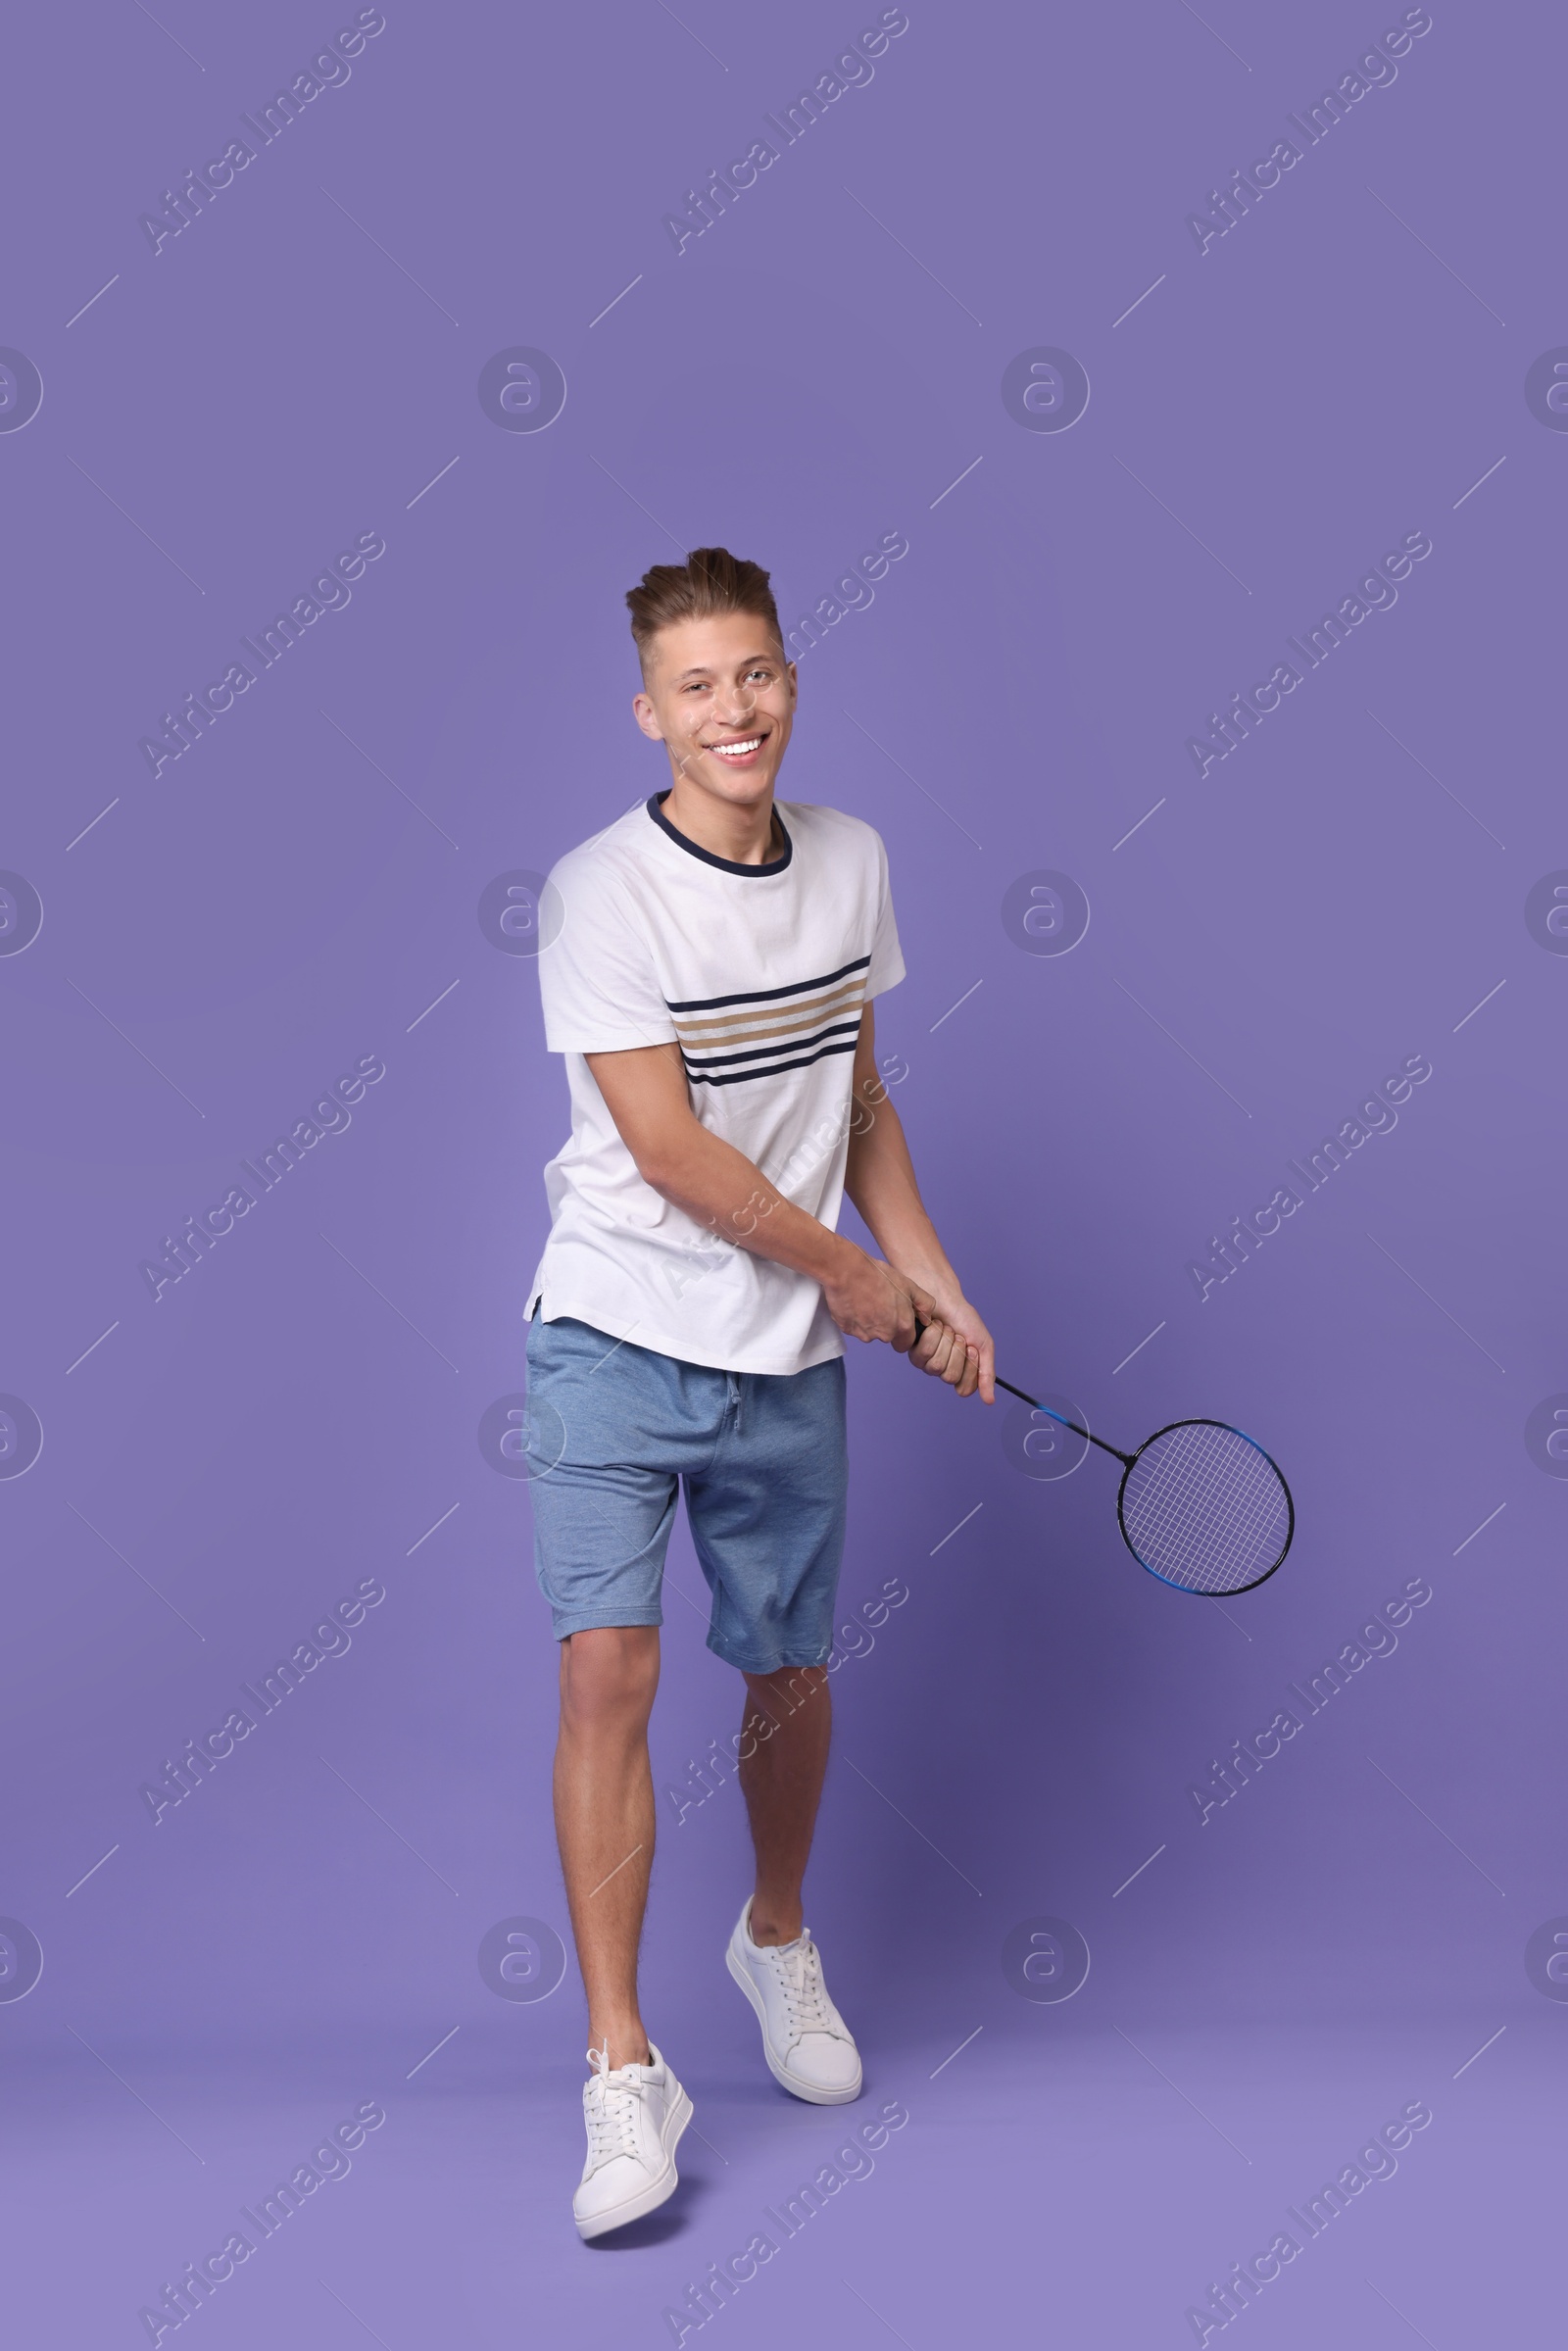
[668,955,870,1089]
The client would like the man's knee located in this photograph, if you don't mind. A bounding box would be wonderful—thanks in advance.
[560,1626,660,1725]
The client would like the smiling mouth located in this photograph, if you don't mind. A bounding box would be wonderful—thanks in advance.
[706,733,767,759]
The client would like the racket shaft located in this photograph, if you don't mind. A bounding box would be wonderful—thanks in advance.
[992,1379,1133,1467]
[909,1317,1133,1468]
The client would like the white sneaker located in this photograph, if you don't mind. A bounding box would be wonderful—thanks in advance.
[572,2040,692,2240]
[725,1897,862,2105]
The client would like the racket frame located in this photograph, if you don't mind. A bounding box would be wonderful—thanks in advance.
[1115,1415,1295,1596]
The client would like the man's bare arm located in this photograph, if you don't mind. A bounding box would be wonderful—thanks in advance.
[583,1041,928,1347]
[841,1005,995,1401]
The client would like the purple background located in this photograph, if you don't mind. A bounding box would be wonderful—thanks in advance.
[2,1,1561,2342]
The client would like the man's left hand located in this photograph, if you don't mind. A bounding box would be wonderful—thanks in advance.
[904,1283,996,1403]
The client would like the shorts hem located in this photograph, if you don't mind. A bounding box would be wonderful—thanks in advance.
[549,1607,664,1641]
[707,1635,833,1675]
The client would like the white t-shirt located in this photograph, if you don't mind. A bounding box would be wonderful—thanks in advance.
[525,792,906,1375]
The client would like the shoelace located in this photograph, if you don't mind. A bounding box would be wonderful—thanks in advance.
[762,1934,840,2041]
[583,2040,649,2173]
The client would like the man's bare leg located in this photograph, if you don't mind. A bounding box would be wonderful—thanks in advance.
[554,1626,661,2070]
[737,1664,832,1946]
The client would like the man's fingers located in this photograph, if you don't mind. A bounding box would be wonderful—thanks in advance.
[905,1312,990,1400]
[910,1320,977,1390]
[910,1311,945,1364]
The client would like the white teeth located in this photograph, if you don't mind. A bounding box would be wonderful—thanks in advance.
[711,737,760,757]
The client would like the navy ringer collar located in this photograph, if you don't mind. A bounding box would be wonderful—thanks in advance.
[646,791,792,876]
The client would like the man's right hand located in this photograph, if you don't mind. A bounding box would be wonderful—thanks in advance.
[821,1244,930,1349]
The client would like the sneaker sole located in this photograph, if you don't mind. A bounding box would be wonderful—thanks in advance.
[574,2084,692,2241]
[725,1944,863,2106]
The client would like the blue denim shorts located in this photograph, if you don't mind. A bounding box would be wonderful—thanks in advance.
[523,1311,848,1673]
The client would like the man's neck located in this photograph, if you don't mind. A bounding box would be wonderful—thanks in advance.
[661,780,780,865]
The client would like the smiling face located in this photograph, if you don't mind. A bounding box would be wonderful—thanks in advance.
[632,611,797,811]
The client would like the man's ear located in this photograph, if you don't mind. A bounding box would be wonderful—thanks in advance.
[632,690,664,742]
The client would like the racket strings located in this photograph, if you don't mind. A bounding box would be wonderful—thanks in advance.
[1119,1422,1290,1594]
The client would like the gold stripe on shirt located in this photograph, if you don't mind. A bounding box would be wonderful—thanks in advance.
[671,979,867,1046]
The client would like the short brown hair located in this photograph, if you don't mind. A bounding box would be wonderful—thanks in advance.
[625,546,783,674]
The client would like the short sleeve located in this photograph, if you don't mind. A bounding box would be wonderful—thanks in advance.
[535,856,677,1053]
[864,829,906,1000]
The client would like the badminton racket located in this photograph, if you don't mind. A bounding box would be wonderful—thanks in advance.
[914,1319,1294,1596]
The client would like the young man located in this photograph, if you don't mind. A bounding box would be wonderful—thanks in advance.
[524,547,994,2239]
